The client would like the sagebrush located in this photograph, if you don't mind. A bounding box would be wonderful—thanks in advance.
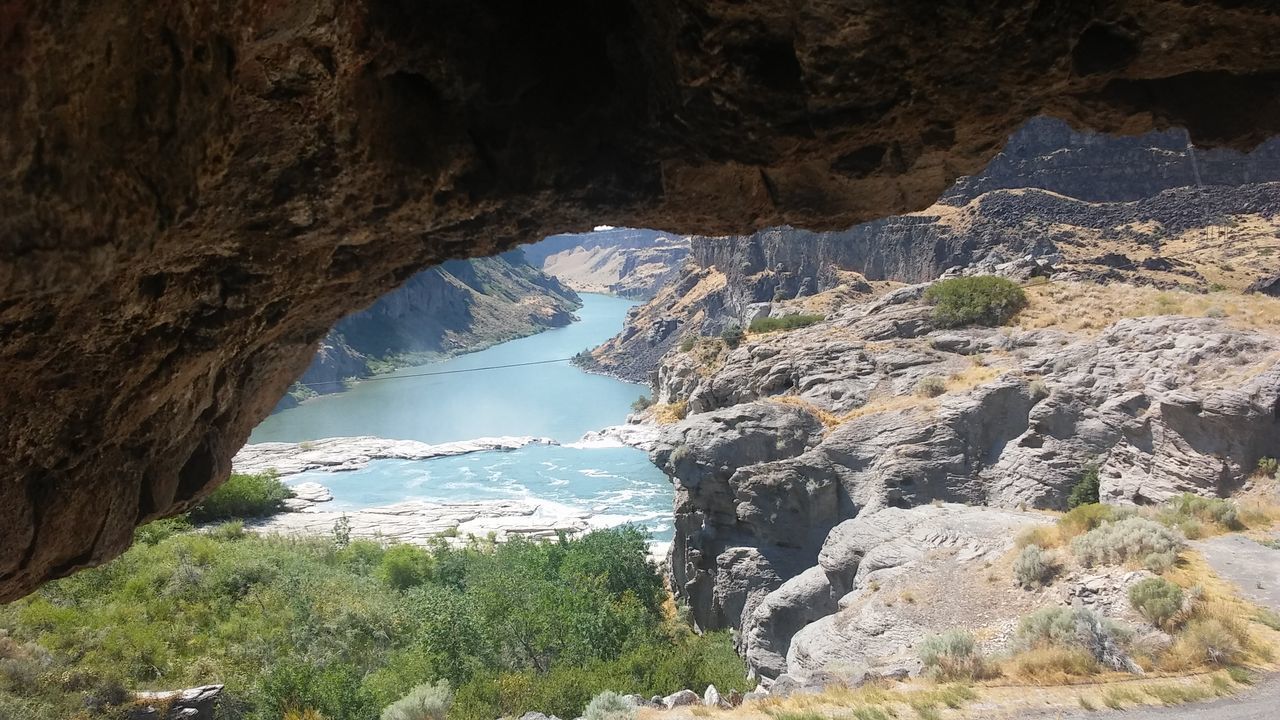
[1072,516,1184,573]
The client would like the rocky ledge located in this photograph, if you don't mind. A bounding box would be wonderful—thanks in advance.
[245,497,602,546]
[644,275,1279,681]
[231,436,558,477]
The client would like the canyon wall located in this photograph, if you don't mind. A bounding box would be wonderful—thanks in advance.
[591,118,1280,382]
[280,252,580,409]
[525,228,690,299]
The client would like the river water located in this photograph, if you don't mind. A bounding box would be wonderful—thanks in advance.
[248,294,674,539]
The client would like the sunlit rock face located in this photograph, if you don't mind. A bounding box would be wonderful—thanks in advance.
[3,0,1280,600]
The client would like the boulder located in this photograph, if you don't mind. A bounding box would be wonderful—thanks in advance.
[663,689,700,709]
[703,684,722,707]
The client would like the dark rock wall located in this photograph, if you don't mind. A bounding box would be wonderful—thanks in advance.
[5,0,1280,599]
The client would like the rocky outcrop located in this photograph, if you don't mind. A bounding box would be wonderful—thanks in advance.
[649,283,1280,661]
[129,685,223,720]
[232,435,557,477]
[941,116,1280,205]
[524,228,691,299]
[753,505,1045,685]
[6,0,1280,601]
[282,252,580,408]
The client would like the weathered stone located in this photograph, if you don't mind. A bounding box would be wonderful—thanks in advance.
[662,689,699,709]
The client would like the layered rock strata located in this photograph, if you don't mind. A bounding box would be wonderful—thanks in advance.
[647,281,1280,680]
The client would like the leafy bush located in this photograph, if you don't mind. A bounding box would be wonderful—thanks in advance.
[188,471,292,523]
[377,545,435,591]
[1157,494,1242,537]
[631,395,653,412]
[381,680,452,720]
[748,314,824,333]
[1128,578,1184,628]
[1067,463,1100,509]
[916,630,990,681]
[923,276,1028,328]
[1256,456,1278,477]
[583,690,636,720]
[1013,545,1056,589]
[721,325,744,349]
[1072,516,1184,573]
[915,375,947,398]
[1057,503,1123,540]
[678,337,696,352]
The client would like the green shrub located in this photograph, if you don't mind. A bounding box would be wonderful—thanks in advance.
[1057,503,1123,539]
[381,680,452,720]
[378,545,435,591]
[0,525,735,720]
[915,375,947,398]
[1256,457,1278,477]
[133,516,193,545]
[916,630,990,681]
[1067,463,1100,509]
[188,471,292,523]
[748,314,824,333]
[1072,516,1184,573]
[679,337,696,352]
[923,276,1028,328]
[583,690,636,720]
[1157,494,1242,536]
[1013,545,1056,589]
[631,395,653,412]
[1128,578,1184,628]
[721,325,745,349]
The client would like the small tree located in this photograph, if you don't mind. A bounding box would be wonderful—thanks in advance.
[721,325,744,349]
[631,395,653,412]
[1067,463,1100,509]
[381,680,452,720]
[923,276,1028,328]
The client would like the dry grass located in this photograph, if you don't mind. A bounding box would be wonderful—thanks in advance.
[652,401,689,425]
[771,396,842,428]
[1004,646,1100,683]
[1016,281,1280,334]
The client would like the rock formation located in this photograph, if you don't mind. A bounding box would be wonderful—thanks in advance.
[280,252,579,409]
[647,278,1279,678]
[5,0,1280,599]
[592,119,1280,382]
[523,228,691,299]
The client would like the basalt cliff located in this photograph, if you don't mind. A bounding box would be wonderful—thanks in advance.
[281,252,579,408]
[524,228,690,300]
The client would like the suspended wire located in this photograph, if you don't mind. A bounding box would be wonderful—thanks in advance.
[295,357,574,389]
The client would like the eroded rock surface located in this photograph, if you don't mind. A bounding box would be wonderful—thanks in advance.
[4,0,1280,599]
[649,283,1280,652]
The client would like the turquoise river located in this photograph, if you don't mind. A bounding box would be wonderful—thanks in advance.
[248,294,674,539]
